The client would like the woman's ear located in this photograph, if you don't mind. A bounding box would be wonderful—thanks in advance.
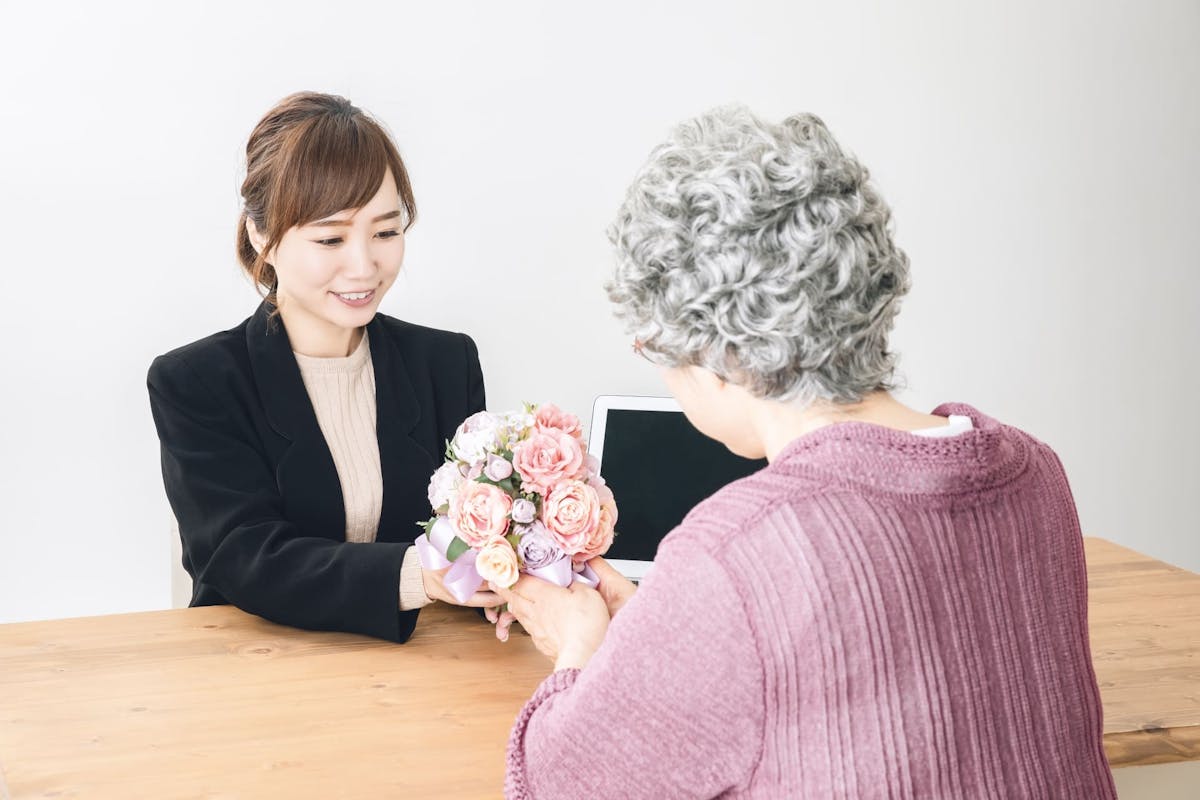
[245,216,268,257]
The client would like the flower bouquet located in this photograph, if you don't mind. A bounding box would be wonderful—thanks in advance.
[415,403,618,600]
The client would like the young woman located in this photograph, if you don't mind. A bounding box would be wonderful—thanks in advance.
[495,107,1117,798]
[148,92,501,643]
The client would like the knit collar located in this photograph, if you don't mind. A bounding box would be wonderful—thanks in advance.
[768,403,1032,497]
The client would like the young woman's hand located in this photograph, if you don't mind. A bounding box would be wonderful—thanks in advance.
[421,564,503,607]
[489,576,611,670]
[587,557,638,617]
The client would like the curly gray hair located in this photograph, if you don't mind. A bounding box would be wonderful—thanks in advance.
[606,106,911,405]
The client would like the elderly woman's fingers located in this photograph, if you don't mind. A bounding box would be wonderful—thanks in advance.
[489,575,553,616]
[587,557,638,616]
[494,609,518,642]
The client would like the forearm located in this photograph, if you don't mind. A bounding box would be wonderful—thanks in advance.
[197,526,415,640]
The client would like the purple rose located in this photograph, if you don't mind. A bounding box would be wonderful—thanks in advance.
[484,453,514,482]
[517,524,565,570]
[511,498,537,525]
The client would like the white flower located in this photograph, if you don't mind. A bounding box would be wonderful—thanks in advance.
[503,411,536,445]
[427,461,464,511]
[451,411,504,464]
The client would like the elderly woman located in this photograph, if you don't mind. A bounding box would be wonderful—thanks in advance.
[493,108,1116,799]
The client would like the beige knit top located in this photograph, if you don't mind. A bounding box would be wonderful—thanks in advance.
[293,330,431,611]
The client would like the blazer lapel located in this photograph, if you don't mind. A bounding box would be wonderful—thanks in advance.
[367,315,439,544]
[245,302,346,540]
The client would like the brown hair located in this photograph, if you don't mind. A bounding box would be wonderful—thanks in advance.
[237,92,417,307]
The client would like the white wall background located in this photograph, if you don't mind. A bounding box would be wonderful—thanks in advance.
[2,0,1197,626]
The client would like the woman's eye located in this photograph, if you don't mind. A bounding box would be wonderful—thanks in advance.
[315,237,343,247]
[376,230,401,240]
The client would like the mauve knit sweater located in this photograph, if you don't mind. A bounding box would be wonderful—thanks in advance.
[505,404,1116,799]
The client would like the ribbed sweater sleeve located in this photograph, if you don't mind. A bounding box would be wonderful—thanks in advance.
[505,541,764,799]
[398,545,432,611]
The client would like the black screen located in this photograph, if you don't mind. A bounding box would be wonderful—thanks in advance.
[599,409,768,561]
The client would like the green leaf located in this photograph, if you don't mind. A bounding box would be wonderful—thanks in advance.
[505,533,522,551]
[445,536,470,562]
[416,517,438,536]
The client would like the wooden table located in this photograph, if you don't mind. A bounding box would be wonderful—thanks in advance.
[1,537,1197,798]
[0,603,548,799]
[1085,538,1200,767]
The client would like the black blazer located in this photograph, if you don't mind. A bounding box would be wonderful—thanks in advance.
[147,302,485,642]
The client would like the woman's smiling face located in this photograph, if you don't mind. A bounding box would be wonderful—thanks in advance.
[249,169,406,347]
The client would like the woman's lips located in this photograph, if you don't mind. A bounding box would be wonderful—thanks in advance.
[332,289,375,308]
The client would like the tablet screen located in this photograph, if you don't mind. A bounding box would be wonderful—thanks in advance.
[597,408,768,562]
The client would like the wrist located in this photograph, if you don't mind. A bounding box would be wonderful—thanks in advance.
[554,644,596,671]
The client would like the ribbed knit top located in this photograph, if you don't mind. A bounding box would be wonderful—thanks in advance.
[505,403,1116,799]
[293,331,381,543]
[293,331,429,610]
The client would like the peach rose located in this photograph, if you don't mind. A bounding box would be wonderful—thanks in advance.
[542,480,601,556]
[512,429,585,496]
[572,500,617,564]
[449,481,512,548]
[475,540,520,588]
[534,403,584,441]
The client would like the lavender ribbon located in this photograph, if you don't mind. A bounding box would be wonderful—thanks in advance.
[414,517,484,603]
[525,558,599,589]
[416,518,603,602]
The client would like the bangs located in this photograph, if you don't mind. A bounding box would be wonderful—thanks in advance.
[270,112,402,231]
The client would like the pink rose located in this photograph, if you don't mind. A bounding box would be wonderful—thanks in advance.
[534,403,584,441]
[573,501,617,563]
[541,480,601,556]
[475,540,520,588]
[512,429,585,496]
[450,482,512,548]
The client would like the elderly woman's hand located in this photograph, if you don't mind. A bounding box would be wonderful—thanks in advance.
[587,556,638,617]
[489,575,611,670]
[484,605,518,641]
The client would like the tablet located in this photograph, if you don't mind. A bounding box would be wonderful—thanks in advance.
[587,395,768,581]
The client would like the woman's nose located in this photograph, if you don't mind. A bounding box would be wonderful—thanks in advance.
[343,237,377,279]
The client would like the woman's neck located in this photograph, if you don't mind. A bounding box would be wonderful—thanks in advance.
[753,392,950,462]
[277,301,363,358]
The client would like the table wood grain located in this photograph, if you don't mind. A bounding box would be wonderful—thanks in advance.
[1086,537,1200,767]
[0,537,1197,798]
[0,603,547,799]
